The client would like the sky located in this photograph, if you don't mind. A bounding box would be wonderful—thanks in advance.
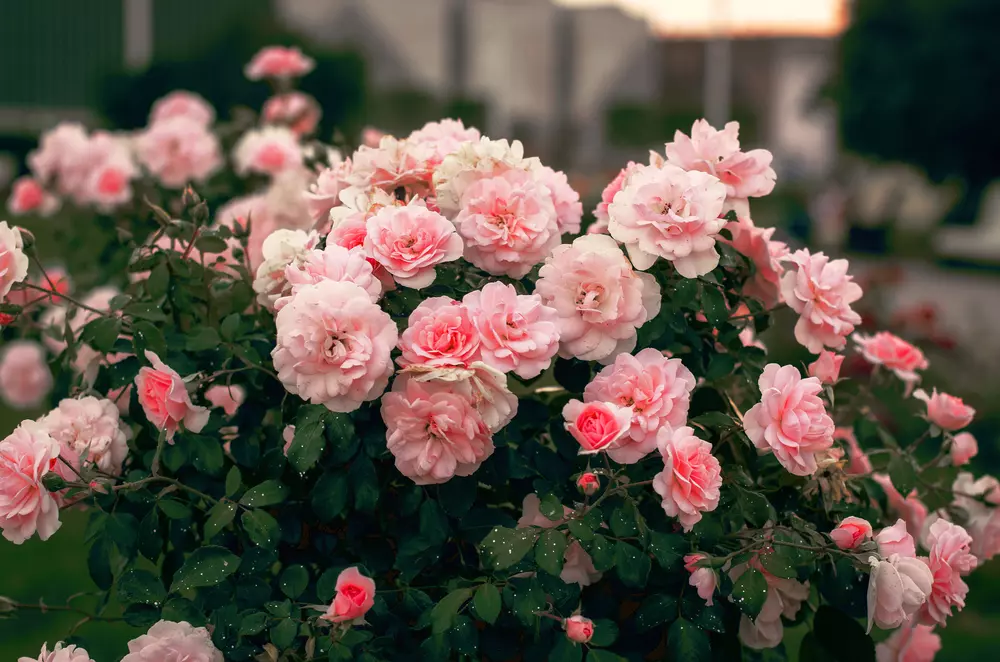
[555,0,848,36]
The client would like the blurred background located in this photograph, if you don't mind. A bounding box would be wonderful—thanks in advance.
[1,0,998,659]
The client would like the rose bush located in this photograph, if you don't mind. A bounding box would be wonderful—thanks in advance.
[0,46,995,662]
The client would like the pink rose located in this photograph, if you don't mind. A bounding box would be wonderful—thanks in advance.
[920,520,977,626]
[564,615,594,644]
[577,472,600,496]
[950,432,978,466]
[280,243,381,309]
[867,555,934,632]
[0,421,63,544]
[593,162,640,225]
[562,400,632,454]
[381,377,493,485]
[347,136,436,195]
[134,351,210,441]
[780,249,863,353]
[322,566,376,624]
[135,116,222,189]
[361,126,385,147]
[561,540,603,586]
[535,234,661,363]
[734,564,809,649]
[684,554,717,606]
[39,396,129,475]
[79,136,138,211]
[584,348,696,464]
[875,624,941,662]
[233,126,303,177]
[396,361,517,433]
[831,516,873,550]
[664,119,776,200]
[535,165,583,235]
[0,221,30,301]
[273,280,397,413]
[607,163,727,276]
[743,364,835,476]
[914,389,975,431]
[305,158,352,226]
[244,46,314,80]
[407,119,481,166]
[951,473,1000,562]
[398,297,481,369]
[518,493,570,529]
[455,169,560,278]
[252,229,321,310]
[876,519,917,558]
[204,384,245,417]
[262,92,321,136]
[432,137,536,216]
[7,176,59,217]
[122,620,223,662]
[873,474,928,540]
[853,332,928,387]
[462,283,560,379]
[18,642,94,662]
[724,216,789,307]
[282,425,295,455]
[364,203,463,289]
[653,425,722,531]
[808,350,844,385]
[27,123,90,193]
[0,341,53,409]
[149,91,214,126]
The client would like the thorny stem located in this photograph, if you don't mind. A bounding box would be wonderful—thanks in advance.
[5,601,124,623]
[182,225,202,261]
[114,475,222,506]
[150,427,167,476]
[16,282,116,319]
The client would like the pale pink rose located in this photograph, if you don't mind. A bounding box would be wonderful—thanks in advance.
[79,134,139,211]
[593,162,640,225]
[0,341,53,409]
[233,126,303,177]
[653,425,722,531]
[584,348,696,463]
[0,221,30,301]
[381,377,493,485]
[854,332,928,387]
[743,364,835,476]
[244,45,314,80]
[808,350,844,385]
[462,283,560,379]
[27,123,91,194]
[607,163,727,276]
[455,169,560,278]
[7,176,59,216]
[321,566,376,624]
[780,249,863,353]
[535,234,661,363]
[724,216,789,306]
[149,91,214,126]
[920,520,977,626]
[406,118,481,166]
[664,119,776,200]
[876,519,917,558]
[364,203,463,289]
[914,389,975,431]
[564,615,594,644]
[204,384,245,416]
[0,421,63,544]
[252,229,321,310]
[262,92,321,136]
[273,280,397,413]
[876,624,941,662]
[282,425,295,455]
[867,554,934,632]
[135,116,222,188]
[18,642,95,662]
[951,473,1000,562]
[562,399,632,454]
[134,350,209,441]
[5,266,72,308]
[561,541,603,586]
[347,136,435,195]
[38,396,129,475]
[305,157,352,226]
[734,563,809,649]
[873,474,928,540]
[281,243,381,309]
[950,432,978,466]
[398,297,481,368]
[577,472,600,496]
[831,516,873,550]
[361,126,384,147]
[534,165,583,235]
[396,362,517,433]
[684,554,717,606]
[433,137,538,216]
[122,620,223,662]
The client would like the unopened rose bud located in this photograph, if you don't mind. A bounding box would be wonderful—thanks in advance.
[576,472,600,496]
[41,472,67,492]
[181,186,201,207]
[15,226,35,250]
[564,615,594,644]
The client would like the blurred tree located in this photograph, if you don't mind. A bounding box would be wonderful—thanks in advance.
[837,0,1000,224]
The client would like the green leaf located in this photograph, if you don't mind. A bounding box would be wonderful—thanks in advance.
[203,501,237,540]
[186,327,222,352]
[732,568,769,619]
[420,499,450,545]
[431,588,473,635]
[352,455,380,512]
[473,583,501,625]
[287,405,328,472]
[240,612,268,636]
[157,499,192,520]
[610,504,639,537]
[800,632,840,662]
[118,568,166,606]
[650,531,687,571]
[539,493,565,521]
[196,235,229,253]
[634,593,678,632]
[224,466,242,497]
[553,357,591,393]
[738,489,778,528]
[549,636,584,662]
[586,534,617,572]
[706,353,737,381]
[813,605,876,662]
[567,519,595,542]
[535,530,569,577]
[481,527,536,570]
[589,619,618,647]
[270,617,298,649]
[613,541,651,588]
[169,546,241,592]
[700,284,728,327]
[316,568,340,602]
[312,470,349,521]
[146,263,170,298]
[240,480,289,508]
[759,548,799,579]
[124,302,168,322]
[280,565,309,599]
[80,317,122,353]
[219,313,241,340]
[667,618,711,662]
[587,651,627,662]
[138,510,162,562]
[888,454,918,496]
[242,510,281,549]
